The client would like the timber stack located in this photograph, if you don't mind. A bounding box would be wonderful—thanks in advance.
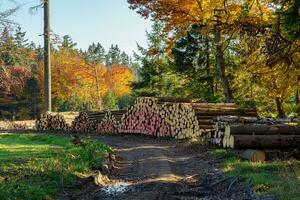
[35,97,258,139]
[192,103,258,130]
[118,97,173,137]
[96,111,124,133]
[36,113,70,131]
[210,116,300,149]
[71,112,97,133]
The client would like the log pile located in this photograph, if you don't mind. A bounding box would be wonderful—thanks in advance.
[117,97,203,138]
[36,113,70,131]
[96,112,119,133]
[210,116,300,149]
[192,104,258,130]
[34,97,259,140]
[71,112,96,133]
[118,98,173,137]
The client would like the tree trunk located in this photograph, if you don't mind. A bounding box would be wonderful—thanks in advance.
[205,36,213,94]
[44,0,51,112]
[214,30,233,103]
[231,135,300,149]
[94,65,103,110]
[275,97,285,118]
[225,124,300,136]
[296,76,299,105]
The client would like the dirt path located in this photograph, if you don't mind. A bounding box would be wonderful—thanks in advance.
[60,134,264,200]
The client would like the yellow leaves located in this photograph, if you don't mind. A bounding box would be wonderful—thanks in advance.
[105,64,134,97]
[37,51,134,107]
[129,0,276,37]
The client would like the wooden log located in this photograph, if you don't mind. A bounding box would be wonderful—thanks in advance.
[218,116,300,124]
[216,116,259,123]
[156,97,192,103]
[225,124,300,136]
[230,135,300,149]
[195,111,258,117]
[239,149,266,162]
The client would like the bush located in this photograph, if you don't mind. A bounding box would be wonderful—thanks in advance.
[103,91,118,110]
[118,95,135,109]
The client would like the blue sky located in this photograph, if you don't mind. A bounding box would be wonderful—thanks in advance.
[1,0,153,56]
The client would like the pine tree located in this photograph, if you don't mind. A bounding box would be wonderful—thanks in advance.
[133,22,185,97]
[105,44,121,66]
[120,51,130,66]
[84,42,106,64]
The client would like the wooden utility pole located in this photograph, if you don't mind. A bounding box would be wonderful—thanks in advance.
[44,0,51,112]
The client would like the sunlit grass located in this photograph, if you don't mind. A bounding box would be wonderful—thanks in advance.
[0,133,112,200]
[210,149,300,200]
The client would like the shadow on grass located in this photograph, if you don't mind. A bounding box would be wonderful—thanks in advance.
[0,169,81,200]
[210,149,300,200]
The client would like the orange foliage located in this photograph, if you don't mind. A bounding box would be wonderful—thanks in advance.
[105,64,134,97]
[128,0,275,35]
[38,50,134,106]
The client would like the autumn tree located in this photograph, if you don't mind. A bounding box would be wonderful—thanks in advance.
[105,64,134,97]
[128,0,276,102]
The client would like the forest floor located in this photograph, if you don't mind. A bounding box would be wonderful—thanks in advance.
[61,134,280,200]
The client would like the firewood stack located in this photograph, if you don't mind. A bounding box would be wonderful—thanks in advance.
[36,113,70,131]
[96,112,119,133]
[210,116,300,149]
[71,112,97,133]
[35,97,260,140]
[116,97,204,138]
[118,97,172,137]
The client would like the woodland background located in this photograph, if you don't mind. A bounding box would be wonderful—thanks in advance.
[0,0,299,120]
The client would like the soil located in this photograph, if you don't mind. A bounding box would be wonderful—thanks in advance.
[59,134,275,200]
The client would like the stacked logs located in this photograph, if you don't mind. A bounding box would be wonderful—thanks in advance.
[192,103,258,130]
[71,112,96,133]
[210,116,300,149]
[96,112,119,133]
[34,97,259,139]
[36,113,70,131]
[72,110,128,133]
[118,98,173,137]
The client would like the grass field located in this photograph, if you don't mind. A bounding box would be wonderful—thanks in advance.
[210,149,300,200]
[0,133,112,200]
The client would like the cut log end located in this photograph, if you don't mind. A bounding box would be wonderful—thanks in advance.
[240,149,266,162]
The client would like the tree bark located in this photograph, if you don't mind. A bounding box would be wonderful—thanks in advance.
[44,0,51,112]
[214,30,233,103]
[231,135,300,149]
[275,97,285,118]
[94,65,103,110]
[205,36,214,94]
[225,124,300,136]
[296,76,299,105]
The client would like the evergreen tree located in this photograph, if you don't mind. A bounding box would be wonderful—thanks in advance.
[14,26,28,47]
[172,24,216,101]
[105,44,121,66]
[0,27,17,66]
[59,35,77,50]
[84,42,106,64]
[120,51,130,66]
[133,22,185,97]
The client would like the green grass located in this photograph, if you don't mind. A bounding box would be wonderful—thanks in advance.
[0,133,112,200]
[210,149,300,200]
